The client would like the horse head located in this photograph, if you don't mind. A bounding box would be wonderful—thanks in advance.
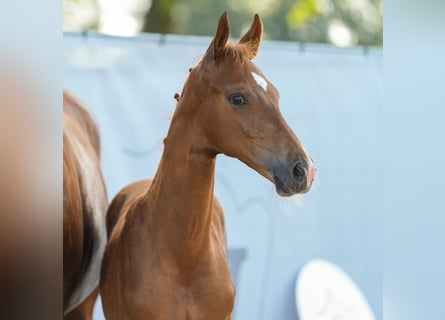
[176,12,316,196]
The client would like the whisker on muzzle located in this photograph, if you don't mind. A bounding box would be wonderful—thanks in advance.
[269,186,305,215]
[312,173,321,190]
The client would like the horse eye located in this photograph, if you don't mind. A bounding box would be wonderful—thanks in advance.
[228,93,248,106]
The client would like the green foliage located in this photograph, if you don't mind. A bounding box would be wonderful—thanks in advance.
[286,0,321,28]
[143,0,176,33]
[63,0,382,47]
[160,0,382,46]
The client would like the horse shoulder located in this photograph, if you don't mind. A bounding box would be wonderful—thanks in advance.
[101,179,153,313]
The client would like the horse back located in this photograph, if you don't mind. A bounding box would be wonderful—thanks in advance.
[106,179,152,238]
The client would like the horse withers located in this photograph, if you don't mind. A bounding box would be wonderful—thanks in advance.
[63,90,108,319]
[100,13,315,320]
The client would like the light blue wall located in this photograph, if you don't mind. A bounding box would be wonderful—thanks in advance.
[64,33,382,319]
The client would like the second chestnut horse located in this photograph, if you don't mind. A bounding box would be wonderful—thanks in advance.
[64,91,108,320]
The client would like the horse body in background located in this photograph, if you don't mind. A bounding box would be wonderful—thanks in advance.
[100,13,315,320]
[63,91,108,319]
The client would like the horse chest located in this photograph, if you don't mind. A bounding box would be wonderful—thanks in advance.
[187,276,235,320]
[111,236,235,320]
[130,269,235,320]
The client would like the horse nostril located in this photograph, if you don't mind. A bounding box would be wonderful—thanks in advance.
[293,162,307,180]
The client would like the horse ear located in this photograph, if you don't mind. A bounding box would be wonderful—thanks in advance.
[239,14,263,60]
[205,12,230,61]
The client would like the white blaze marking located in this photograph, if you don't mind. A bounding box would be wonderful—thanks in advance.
[64,125,108,315]
[251,72,268,92]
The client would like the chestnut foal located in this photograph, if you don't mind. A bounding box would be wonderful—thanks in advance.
[100,13,315,320]
[63,91,108,319]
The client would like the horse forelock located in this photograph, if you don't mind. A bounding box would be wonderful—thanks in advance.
[215,43,251,65]
[200,42,252,66]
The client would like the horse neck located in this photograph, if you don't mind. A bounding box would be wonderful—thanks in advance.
[145,99,217,264]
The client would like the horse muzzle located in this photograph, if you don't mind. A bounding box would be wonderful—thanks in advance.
[272,159,316,196]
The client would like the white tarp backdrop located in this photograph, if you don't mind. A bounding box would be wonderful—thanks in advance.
[64,32,382,320]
